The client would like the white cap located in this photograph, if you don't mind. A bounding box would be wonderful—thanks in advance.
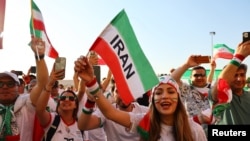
[0,71,20,85]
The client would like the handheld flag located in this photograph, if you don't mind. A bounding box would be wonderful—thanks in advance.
[89,9,159,104]
[30,0,59,58]
[213,44,234,60]
[0,0,6,49]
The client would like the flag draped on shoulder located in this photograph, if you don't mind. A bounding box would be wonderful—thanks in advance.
[89,9,159,104]
[0,0,6,49]
[213,44,234,60]
[30,0,59,58]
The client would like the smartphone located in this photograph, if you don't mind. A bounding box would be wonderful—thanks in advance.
[55,57,66,79]
[194,56,211,64]
[242,32,250,43]
[30,66,36,73]
[93,65,101,85]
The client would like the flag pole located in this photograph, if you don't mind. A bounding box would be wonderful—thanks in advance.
[30,0,40,60]
[210,31,216,57]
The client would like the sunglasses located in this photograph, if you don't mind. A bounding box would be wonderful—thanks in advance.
[193,74,206,77]
[59,96,76,101]
[0,81,17,88]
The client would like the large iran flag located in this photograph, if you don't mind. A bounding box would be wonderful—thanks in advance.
[90,9,159,104]
[30,0,58,59]
[213,44,234,60]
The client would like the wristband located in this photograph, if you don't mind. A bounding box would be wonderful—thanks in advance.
[35,54,45,60]
[234,54,245,61]
[82,99,95,115]
[86,78,100,95]
[230,60,240,67]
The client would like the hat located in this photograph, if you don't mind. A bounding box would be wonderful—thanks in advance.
[0,71,20,85]
[153,75,180,94]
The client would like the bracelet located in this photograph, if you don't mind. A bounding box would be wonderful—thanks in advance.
[35,54,45,60]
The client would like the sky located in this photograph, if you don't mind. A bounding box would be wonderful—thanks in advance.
[1,0,250,80]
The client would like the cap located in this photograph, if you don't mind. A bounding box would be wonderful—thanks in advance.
[0,71,20,85]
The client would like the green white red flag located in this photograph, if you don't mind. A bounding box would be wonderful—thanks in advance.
[30,0,59,59]
[0,0,6,49]
[213,44,234,60]
[89,9,159,104]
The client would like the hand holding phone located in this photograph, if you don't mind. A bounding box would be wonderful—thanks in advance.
[55,57,66,79]
[194,56,211,64]
[242,32,250,43]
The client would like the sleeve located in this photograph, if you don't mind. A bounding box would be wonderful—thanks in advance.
[128,112,145,133]
[189,119,208,141]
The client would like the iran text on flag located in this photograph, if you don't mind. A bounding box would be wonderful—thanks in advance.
[0,0,6,49]
[30,0,59,59]
[90,9,159,104]
[213,44,234,60]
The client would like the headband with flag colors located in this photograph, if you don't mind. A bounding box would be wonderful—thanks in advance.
[89,9,159,104]
[213,44,235,60]
[29,0,59,59]
[0,0,6,49]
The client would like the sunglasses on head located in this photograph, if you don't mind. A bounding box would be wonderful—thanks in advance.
[193,74,206,77]
[59,96,76,101]
[0,81,17,88]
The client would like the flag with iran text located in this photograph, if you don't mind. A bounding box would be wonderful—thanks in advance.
[89,9,159,104]
[213,44,234,60]
[30,0,59,58]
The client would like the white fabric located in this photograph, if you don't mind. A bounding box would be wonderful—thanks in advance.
[94,102,149,141]
[44,113,85,141]
[13,94,35,141]
[129,113,207,141]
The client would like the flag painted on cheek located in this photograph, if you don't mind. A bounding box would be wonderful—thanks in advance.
[89,9,159,104]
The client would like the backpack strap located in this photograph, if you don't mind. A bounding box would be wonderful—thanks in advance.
[43,114,61,141]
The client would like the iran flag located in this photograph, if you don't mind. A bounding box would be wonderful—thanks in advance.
[90,9,159,104]
[30,0,59,59]
[213,44,234,60]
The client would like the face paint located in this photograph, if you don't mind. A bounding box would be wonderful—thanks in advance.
[154,94,178,103]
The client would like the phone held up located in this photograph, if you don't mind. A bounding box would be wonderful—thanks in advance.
[55,57,66,79]
[242,32,250,43]
[194,56,211,64]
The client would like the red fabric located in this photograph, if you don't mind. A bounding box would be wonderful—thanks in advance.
[217,78,231,104]
[234,54,245,61]
[193,115,201,124]
[32,114,45,141]
[98,57,106,65]
[5,135,20,141]
[137,112,150,139]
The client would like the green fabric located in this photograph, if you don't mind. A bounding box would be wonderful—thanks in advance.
[0,105,14,137]
[215,91,250,125]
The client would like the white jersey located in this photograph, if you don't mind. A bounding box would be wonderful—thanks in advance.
[0,93,35,141]
[94,102,149,141]
[44,113,85,141]
[129,113,207,141]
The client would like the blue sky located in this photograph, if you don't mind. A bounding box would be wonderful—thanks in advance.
[1,0,250,80]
